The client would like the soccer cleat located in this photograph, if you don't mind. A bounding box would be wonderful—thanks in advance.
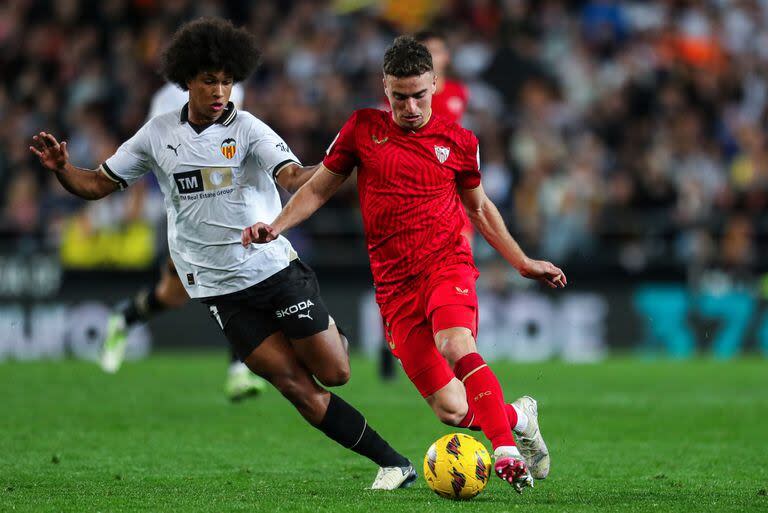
[493,447,534,494]
[370,462,417,490]
[100,313,128,374]
[226,362,267,402]
[512,395,550,479]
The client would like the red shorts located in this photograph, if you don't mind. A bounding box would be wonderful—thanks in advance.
[380,262,479,398]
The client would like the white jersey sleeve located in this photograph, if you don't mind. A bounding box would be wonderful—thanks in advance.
[247,118,301,180]
[101,123,154,189]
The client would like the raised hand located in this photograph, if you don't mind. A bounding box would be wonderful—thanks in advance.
[241,222,279,246]
[519,258,567,289]
[29,132,69,172]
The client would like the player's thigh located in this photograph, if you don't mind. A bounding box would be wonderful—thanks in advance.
[390,319,454,399]
[155,256,189,307]
[271,261,349,380]
[205,298,280,363]
[432,306,478,365]
[425,262,479,337]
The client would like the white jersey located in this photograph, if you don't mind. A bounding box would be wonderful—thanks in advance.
[147,83,245,120]
[101,102,301,298]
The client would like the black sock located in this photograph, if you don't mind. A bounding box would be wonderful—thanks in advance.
[317,393,409,468]
[120,289,167,326]
[229,346,240,364]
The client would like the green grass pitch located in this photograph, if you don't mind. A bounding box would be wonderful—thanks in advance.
[1,354,766,512]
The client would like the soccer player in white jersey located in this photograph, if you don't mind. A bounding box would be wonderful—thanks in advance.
[30,17,416,490]
[100,80,269,402]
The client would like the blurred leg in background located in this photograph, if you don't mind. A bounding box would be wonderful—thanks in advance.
[101,256,267,401]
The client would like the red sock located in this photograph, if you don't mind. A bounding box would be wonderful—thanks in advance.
[457,407,481,431]
[453,353,515,449]
[459,396,520,432]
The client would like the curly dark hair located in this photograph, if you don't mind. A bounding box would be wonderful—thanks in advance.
[382,35,433,78]
[160,17,261,90]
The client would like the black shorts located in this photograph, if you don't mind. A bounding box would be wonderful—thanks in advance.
[202,260,331,360]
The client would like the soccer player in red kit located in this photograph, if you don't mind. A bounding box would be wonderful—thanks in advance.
[243,36,567,493]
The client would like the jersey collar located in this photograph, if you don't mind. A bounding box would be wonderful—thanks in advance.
[179,101,238,126]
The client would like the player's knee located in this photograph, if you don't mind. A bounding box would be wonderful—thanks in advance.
[315,363,351,387]
[436,329,476,367]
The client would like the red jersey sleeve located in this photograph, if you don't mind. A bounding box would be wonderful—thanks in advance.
[323,111,360,176]
[456,131,481,189]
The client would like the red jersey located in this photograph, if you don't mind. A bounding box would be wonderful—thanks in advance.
[432,79,469,124]
[323,109,481,304]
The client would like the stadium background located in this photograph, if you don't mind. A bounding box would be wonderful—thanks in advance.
[2,0,768,362]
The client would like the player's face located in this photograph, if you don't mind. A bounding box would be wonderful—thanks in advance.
[423,38,449,76]
[186,70,234,123]
[383,72,436,130]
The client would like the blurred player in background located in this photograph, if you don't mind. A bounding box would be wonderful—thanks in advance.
[414,30,468,124]
[99,80,269,402]
[30,18,415,489]
[245,36,567,494]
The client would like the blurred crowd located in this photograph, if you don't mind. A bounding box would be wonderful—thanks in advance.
[2,0,767,277]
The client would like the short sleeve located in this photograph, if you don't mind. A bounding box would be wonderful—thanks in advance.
[102,124,154,190]
[323,111,360,176]
[247,119,301,180]
[456,131,481,190]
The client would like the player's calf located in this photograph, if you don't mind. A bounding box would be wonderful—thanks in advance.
[426,378,471,426]
[268,372,328,424]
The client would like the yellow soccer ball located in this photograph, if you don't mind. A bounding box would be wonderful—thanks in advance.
[423,433,492,500]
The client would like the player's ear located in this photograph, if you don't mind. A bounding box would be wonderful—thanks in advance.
[382,75,389,96]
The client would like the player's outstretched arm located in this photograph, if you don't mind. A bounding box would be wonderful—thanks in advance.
[274,163,320,193]
[460,184,567,289]
[242,164,347,245]
[29,132,119,200]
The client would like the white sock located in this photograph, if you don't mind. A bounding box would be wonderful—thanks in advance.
[229,361,248,374]
[512,404,529,434]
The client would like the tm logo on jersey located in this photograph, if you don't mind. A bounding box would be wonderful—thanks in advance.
[275,299,314,319]
[174,167,234,199]
[220,138,236,159]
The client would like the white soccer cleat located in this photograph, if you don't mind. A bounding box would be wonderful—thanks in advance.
[100,314,128,374]
[226,362,267,402]
[512,395,550,480]
[370,462,417,490]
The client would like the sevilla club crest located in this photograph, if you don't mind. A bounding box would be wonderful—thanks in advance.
[434,145,450,164]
